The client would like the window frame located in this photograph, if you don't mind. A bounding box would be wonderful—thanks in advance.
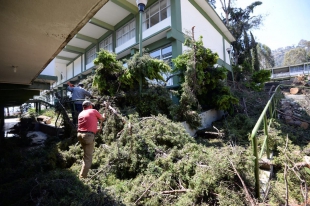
[116,19,136,47]
[86,46,97,65]
[143,0,171,31]
[99,35,113,52]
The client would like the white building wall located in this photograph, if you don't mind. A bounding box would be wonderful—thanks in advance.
[55,63,66,85]
[74,57,82,76]
[143,17,171,39]
[180,1,224,59]
[224,39,231,64]
[40,59,55,76]
[67,63,73,80]
[86,62,95,70]
[115,38,136,54]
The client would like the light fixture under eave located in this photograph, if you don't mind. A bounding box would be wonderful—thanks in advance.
[12,66,17,73]
[136,0,148,12]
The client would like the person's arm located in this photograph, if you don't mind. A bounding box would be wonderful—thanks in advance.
[67,82,74,91]
[99,113,106,130]
[83,89,93,99]
[96,111,105,132]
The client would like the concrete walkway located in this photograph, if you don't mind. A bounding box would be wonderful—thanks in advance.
[4,118,20,137]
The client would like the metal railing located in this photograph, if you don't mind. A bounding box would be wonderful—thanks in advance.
[250,84,310,199]
[250,85,283,198]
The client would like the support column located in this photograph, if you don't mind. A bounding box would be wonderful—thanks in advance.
[0,104,5,143]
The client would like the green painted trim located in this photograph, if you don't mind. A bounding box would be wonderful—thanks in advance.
[171,39,182,87]
[85,44,96,53]
[56,56,74,61]
[112,32,116,53]
[65,45,85,53]
[166,28,184,42]
[65,55,82,67]
[145,38,171,52]
[131,48,138,56]
[28,82,51,90]
[36,75,57,81]
[75,33,97,43]
[135,12,140,44]
[223,37,226,62]
[81,54,83,73]
[111,0,137,14]
[89,18,114,31]
[73,61,75,77]
[147,0,159,7]
[188,0,231,43]
[98,31,113,43]
[63,48,82,54]
[170,0,182,32]
[115,14,135,30]
[145,26,171,42]
[217,58,232,72]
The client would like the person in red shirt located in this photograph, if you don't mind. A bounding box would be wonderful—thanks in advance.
[77,100,105,179]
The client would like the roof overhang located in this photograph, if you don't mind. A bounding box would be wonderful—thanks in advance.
[0,0,109,107]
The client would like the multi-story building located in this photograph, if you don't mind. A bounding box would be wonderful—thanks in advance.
[45,0,235,97]
[266,62,310,80]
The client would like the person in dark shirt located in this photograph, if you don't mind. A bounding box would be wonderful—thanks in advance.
[67,81,93,124]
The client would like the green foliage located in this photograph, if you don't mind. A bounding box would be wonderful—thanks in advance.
[27,108,37,117]
[171,34,239,128]
[93,49,171,97]
[224,1,263,68]
[250,32,259,72]
[92,49,173,118]
[93,49,125,95]
[125,52,171,84]
[41,108,56,118]
[245,70,271,91]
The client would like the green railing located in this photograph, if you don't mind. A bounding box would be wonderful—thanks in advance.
[250,85,283,199]
[251,84,310,199]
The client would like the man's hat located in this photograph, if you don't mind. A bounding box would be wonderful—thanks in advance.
[82,100,94,107]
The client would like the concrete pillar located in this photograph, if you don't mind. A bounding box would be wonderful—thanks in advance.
[0,105,5,142]
[35,102,39,113]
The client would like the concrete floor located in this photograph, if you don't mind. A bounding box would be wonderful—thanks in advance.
[4,118,20,137]
[4,118,47,146]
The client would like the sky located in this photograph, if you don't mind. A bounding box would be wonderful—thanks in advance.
[214,0,310,50]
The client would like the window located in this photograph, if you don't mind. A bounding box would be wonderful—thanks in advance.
[290,65,304,74]
[150,45,173,85]
[116,19,136,47]
[143,0,171,31]
[99,35,113,52]
[86,46,96,64]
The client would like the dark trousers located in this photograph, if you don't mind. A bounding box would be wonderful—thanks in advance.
[72,104,83,125]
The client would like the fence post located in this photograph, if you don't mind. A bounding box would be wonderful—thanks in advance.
[251,133,260,198]
[263,114,270,159]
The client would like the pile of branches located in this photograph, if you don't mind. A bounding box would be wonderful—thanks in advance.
[58,113,257,205]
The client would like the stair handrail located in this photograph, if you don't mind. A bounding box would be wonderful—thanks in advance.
[251,84,310,199]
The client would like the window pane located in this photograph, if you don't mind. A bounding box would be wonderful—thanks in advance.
[150,13,159,27]
[160,8,168,20]
[116,19,135,47]
[130,29,135,39]
[162,46,172,58]
[145,10,149,19]
[116,38,121,47]
[160,0,167,8]
[150,49,160,59]
[150,4,159,16]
